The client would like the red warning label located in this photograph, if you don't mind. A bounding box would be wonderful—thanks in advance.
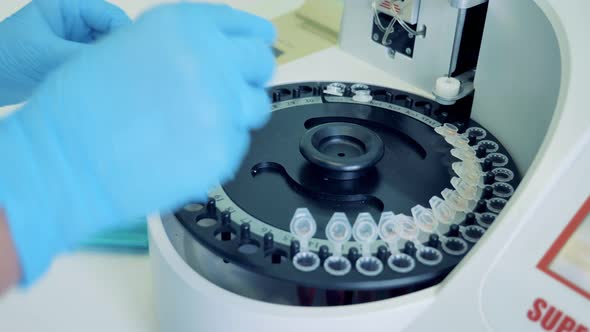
[538,196,590,301]
[527,298,588,332]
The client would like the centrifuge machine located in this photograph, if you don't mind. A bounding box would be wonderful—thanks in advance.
[148,0,590,331]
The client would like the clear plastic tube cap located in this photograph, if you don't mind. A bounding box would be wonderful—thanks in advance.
[451,148,477,161]
[324,82,346,96]
[411,205,438,233]
[451,177,477,200]
[289,208,317,240]
[352,90,373,103]
[351,84,373,102]
[378,211,398,243]
[393,214,419,241]
[441,188,469,212]
[453,160,480,172]
[435,123,459,137]
[466,159,482,170]
[452,162,482,186]
[326,212,352,244]
[351,84,369,92]
[435,77,461,99]
[352,213,378,244]
[445,135,470,149]
[429,196,456,224]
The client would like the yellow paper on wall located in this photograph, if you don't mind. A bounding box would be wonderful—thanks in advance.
[272,0,344,64]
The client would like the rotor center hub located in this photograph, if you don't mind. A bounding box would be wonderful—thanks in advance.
[299,122,385,179]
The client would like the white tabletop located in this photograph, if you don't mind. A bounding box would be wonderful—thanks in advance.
[0,1,302,331]
[0,253,157,331]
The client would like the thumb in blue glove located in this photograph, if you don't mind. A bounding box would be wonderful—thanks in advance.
[0,0,131,106]
[0,3,276,285]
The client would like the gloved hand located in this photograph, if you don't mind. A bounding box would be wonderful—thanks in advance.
[0,3,276,284]
[0,0,131,106]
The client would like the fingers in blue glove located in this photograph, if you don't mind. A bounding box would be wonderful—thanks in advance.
[0,1,131,105]
[198,36,274,130]
[136,4,276,129]
[231,37,276,87]
[80,0,132,37]
[33,0,131,42]
[237,85,273,130]
[157,3,276,45]
[205,5,276,45]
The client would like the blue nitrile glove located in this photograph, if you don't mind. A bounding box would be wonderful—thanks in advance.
[0,0,131,106]
[0,3,276,285]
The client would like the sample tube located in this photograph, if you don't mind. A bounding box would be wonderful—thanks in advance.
[324,213,353,276]
[290,208,320,272]
[352,213,383,277]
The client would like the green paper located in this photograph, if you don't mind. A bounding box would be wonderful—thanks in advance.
[82,219,148,251]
